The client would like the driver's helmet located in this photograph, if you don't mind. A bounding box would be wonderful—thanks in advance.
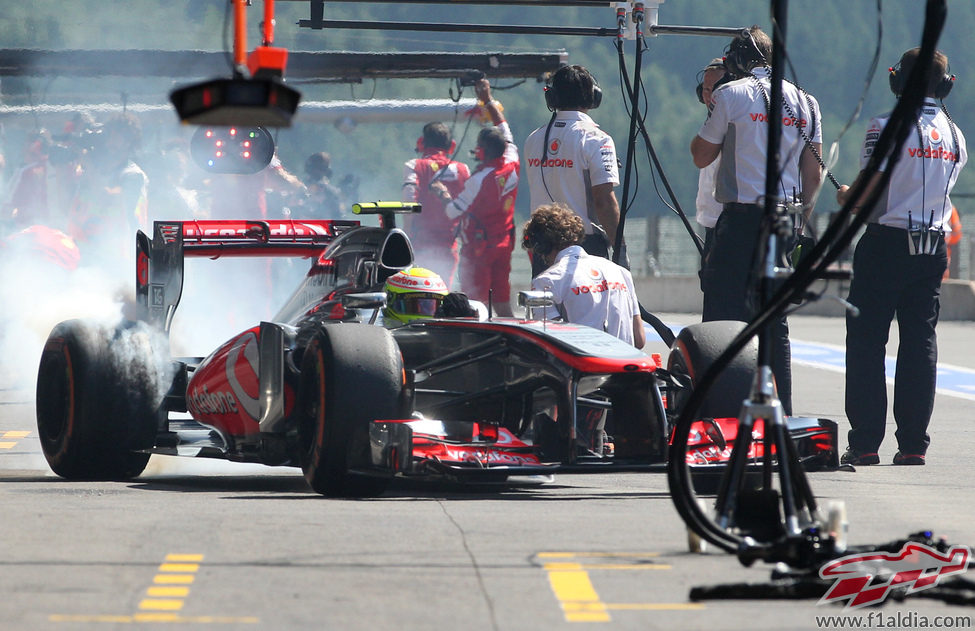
[383,267,449,324]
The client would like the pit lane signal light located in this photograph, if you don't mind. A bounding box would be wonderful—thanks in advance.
[170,76,300,128]
[190,125,275,174]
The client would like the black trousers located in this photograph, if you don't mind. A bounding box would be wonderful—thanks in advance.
[701,204,793,415]
[845,223,946,455]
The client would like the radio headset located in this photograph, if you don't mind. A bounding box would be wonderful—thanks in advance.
[889,52,959,231]
[539,66,602,202]
[696,59,728,105]
[725,30,839,193]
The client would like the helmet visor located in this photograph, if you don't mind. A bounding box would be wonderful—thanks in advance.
[388,293,444,317]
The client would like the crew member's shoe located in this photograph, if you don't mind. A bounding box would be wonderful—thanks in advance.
[892,452,925,466]
[840,448,880,466]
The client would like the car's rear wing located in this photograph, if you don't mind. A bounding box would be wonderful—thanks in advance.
[136,219,359,332]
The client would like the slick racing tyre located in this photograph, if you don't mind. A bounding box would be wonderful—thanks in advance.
[36,319,166,480]
[667,321,757,421]
[297,323,405,497]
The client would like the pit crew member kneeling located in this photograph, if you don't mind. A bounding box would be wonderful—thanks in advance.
[522,203,645,349]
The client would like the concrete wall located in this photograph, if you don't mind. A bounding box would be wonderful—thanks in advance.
[634,275,975,321]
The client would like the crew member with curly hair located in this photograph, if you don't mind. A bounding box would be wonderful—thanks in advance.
[522,203,644,348]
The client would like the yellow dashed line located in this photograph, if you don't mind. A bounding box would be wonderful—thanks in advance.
[0,430,31,450]
[607,603,707,611]
[138,599,184,611]
[166,554,204,562]
[146,586,190,597]
[50,614,259,623]
[50,553,261,624]
[140,554,203,613]
[153,574,195,584]
[159,563,200,573]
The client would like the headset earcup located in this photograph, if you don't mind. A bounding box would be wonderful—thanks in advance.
[416,137,424,153]
[544,86,558,111]
[889,64,905,96]
[935,74,954,99]
[696,82,705,104]
[590,84,602,109]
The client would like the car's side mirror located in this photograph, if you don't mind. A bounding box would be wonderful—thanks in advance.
[190,125,275,174]
[518,290,555,321]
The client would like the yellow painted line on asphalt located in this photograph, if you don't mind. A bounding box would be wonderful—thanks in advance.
[50,614,259,624]
[139,553,203,612]
[166,554,204,562]
[546,562,610,622]
[0,430,30,449]
[540,552,701,623]
[51,552,260,624]
[146,586,190,597]
[159,563,200,573]
[154,574,195,584]
[607,603,707,611]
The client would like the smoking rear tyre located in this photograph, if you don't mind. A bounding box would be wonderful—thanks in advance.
[36,319,165,480]
[297,323,404,497]
[667,321,757,420]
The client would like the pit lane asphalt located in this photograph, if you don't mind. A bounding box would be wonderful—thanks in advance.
[2,314,974,630]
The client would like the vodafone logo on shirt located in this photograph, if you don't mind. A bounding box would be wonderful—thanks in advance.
[526,137,576,168]
[570,279,629,295]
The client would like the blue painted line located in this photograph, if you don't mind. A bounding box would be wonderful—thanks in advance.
[650,324,975,401]
[791,339,975,402]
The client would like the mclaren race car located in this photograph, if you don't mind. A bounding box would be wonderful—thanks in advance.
[36,203,838,496]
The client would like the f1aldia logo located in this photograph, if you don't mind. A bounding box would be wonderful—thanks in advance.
[818,542,969,609]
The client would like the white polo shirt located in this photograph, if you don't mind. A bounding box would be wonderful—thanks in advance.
[524,111,619,234]
[695,158,723,228]
[531,245,640,345]
[697,67,822,206]
[860,100,967,230]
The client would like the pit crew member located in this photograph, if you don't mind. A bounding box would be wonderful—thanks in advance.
[523,64,623,274]
[836,47,967,466]
[522,202,644,349]
[431,78,519,317]
[402,123,471,287]
[690,25,824,415]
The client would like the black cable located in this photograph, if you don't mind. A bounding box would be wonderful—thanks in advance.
[668,0,947,554]
[614,34,704,256]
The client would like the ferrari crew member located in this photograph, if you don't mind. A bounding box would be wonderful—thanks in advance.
[523,65,622,273]
[402,122,471,287]
[836,47,967,466]
[432,78,519,317]
[690,26,824,415]
[522,203,644,349]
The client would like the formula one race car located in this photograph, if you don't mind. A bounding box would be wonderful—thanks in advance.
[36,203,838,496]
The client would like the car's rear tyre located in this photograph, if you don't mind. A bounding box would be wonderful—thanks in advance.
[667,321,757,420]
[36,319,165,480]
[297,323,404,497]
